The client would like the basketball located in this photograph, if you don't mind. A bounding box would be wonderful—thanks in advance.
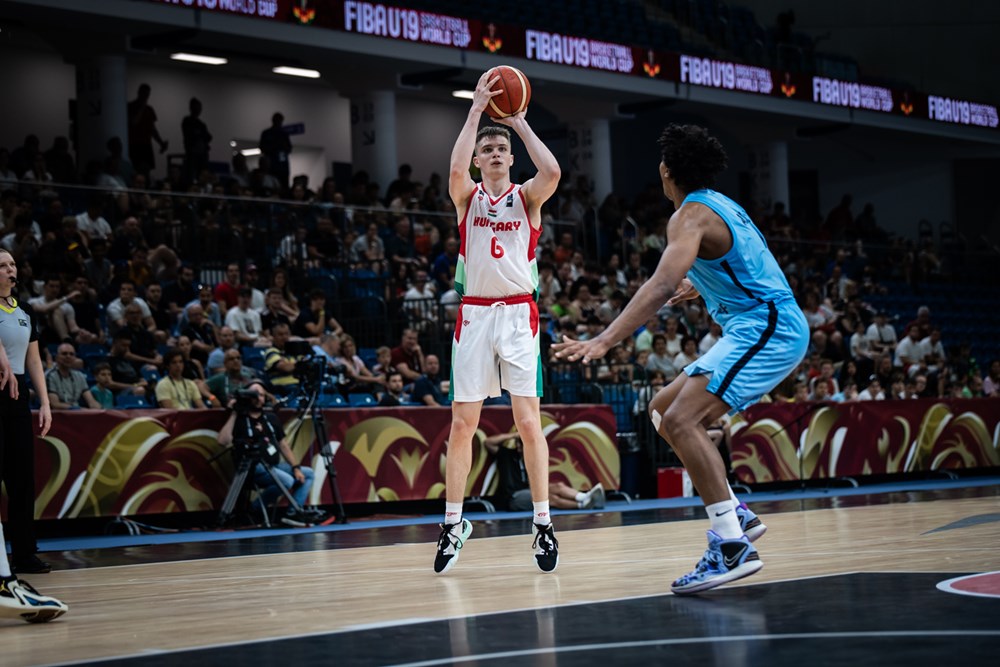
[485,65,531,119]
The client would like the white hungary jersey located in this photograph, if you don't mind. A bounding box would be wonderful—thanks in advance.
[456,183,541,298]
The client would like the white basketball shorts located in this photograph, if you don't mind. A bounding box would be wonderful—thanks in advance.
[449,294,543,402]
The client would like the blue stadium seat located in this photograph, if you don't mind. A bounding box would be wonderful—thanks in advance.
[317,393,347,408]
[348,393,377,407]
[116,393,152,409]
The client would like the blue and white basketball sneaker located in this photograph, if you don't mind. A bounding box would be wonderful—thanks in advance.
[736,502,767,542]
[671,531,763,595]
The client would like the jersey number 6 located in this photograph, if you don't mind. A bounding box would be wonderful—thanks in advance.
[491,237,505,259]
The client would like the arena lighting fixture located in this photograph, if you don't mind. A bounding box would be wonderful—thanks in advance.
[452,90,475,100]
[272,66,321,79]
[240,148,262,157]
[170,52,228,66]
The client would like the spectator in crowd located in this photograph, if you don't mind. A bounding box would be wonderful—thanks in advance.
[351,222,386,270]
[904,305,934,341]
[866,311,897,358]
[105,330,149,395]
[88,362,115,409]
[378,371,407,406]
[259,287,292,337]
[371,345,395,383]
[634,315,662,353]
[919,328,946,380]
[244,263,266,311]
[28,276,81,346]
[858,376,885,401]
[214,262,242,317]
[411,354,448,406]
[163,264,198,320]
[984,359,1000,398]
[181,303,218,366]
[84,238,113,296]
[263,322,300,392]
[673,335,700,370]
[206,348,257,403]
[809,378,832,402]
[809,359,840,397]
[403,270,438,330]
[181,284,222,329]
[106,280,154,333]
[206,326,238,375]
[155,349,205,409]
[259,112,292,190]
[895,325,927,377]
[75,196,112,244]
[45,344,99,409]
[390,328,424,382]
[128,83,168,177]
[431,237,459,292]
[293,288,342,340]
[121,303,162,370]
[831,380,859,402]
[269,268,300,319]
[225,288,263,346]
[645,334,678,381]
[181,97,212,182]
[144,281,173,335]
[339,335,383,390]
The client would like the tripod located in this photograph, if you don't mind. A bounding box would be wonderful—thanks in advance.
[217,447,306,528]
[294,383,349,524]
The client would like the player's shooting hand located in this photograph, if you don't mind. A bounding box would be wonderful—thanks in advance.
[666,278,699,306]
[552,335,611,365]
[471,70,502,113]
[493,110,527,127]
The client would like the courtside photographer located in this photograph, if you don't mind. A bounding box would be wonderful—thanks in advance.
[217,380,324,527]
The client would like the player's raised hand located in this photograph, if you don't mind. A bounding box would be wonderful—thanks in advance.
[471,70,502,113]
[666,278,700,306]
[552,335,612,365]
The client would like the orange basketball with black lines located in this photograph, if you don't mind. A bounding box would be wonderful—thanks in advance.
[485,65,531,119]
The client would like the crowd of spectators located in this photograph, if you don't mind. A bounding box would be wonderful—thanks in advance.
[2,105,998,413]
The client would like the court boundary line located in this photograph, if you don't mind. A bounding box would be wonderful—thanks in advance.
[46,571,854,667]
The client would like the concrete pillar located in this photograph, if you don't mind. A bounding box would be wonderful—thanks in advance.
[568,118,614,204]
[768,140,790,215]
[350,90,397,198]
[74,55,128,173]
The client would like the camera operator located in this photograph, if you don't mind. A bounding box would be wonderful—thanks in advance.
[217,380,322,526]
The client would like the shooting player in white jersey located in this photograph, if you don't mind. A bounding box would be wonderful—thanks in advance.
[433,70,561,575]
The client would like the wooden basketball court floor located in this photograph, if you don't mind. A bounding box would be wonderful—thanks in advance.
[7,481,1000,666]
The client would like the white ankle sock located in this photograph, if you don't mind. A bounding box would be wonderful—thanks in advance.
[574,491,587,502]
[706,500,742,539]
[444,502,463,525]
[533,501,551,526]
[728,484,740,506]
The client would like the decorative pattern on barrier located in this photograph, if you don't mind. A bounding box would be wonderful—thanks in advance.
[23,406,618,519]
[730,398,1000,484]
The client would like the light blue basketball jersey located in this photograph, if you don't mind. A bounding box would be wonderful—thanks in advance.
[682,189,795,327]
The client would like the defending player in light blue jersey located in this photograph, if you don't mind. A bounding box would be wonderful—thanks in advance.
[554,124,808,594]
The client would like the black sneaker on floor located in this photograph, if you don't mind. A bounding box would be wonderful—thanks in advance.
[532,523,559,573]
[12,555,51,575]
[433,519,472,574]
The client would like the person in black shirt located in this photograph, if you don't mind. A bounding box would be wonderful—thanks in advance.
[217,381,321,526]
[378,371,407,406]
[411,354,448,406]
[163,265,198,322]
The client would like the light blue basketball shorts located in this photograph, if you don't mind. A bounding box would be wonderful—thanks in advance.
[684,300,809,412]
